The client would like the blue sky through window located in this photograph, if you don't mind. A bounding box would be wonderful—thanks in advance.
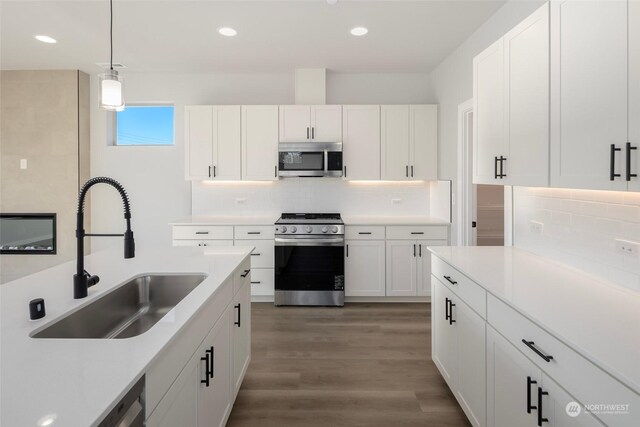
[116,105,174,145]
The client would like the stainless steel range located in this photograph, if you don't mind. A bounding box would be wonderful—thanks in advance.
[274,213,345,306]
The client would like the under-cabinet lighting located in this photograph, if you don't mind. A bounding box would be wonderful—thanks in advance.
[35,35,57,44]
[350,27,368,36]
[200,180,273,186]
[348,180,427,186]
[218,27,237,37]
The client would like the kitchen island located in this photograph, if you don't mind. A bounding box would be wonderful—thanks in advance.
[0,244,253,427]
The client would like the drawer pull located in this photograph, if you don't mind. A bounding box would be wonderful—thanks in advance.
[443,275,457,285]
[247,231,261,235]
[240,269,250,278]
[537,387,549,426]
[234,303,241,327]
[195,231,209,235]
[250,253,261,256]
[358,232,372,235]
[526,376,537,413]
[522,340,554,362]
[449,301,456,325]
[251,281,261,284]
[445,297,450,321]
[410,231,424,235]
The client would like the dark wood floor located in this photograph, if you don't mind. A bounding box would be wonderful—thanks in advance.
[227,303,470,427]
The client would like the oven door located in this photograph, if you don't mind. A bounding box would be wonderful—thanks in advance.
[274,237,345,292]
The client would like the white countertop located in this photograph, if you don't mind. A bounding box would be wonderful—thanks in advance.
[0,244,252,427]
[342,215,450,226]
[169,215,279,226]
[428,246,640,394]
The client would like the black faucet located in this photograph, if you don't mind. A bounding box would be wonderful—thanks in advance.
[74,177,135,299]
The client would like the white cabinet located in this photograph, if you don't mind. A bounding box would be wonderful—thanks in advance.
[473,38,505,185]
[231,281,251,397]
[432,278,486,427]
[185,106,241,181]
[629,0,640,192]
[550,0,628,191]
[386,238,446,297]
[381,105,438,181]
[242,105,279,181]
[279,105,342,143]
[146,357,199,427]
[541,373,604,427]
[234,225,275,300]
[345,240,386,297]
[342,105,381,180]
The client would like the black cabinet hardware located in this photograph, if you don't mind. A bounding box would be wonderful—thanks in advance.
[251,280,261,284]
[522,339,554,362]
[410,231,424,235]
[527,376,538,413]
[411,165,414,177]
[406,165,409,177]
[419,244,422,257]
[448,301,456,325]
[201,354,210,387]
[240,269,250,278]
[610,144,622,180]
[626,142,638,181]
[472,221,477,228]
[307,127,310,139]
[537,387,549,426]
[443,275,457,285]
[213,166,216,177]
[250,253,261,256]
[498,156,507,178]
[195,231,209,235]
[198,243,208,247]
[346,245,349,257]
[247,231,261,235]
[207,346,214,379]
[312,127,315,139]
[275,165,278,178]
[344,165,347,177]
[358,232,372,235]
[234,303,241,327]
[445,297,451,321]
[494,156,499,179]
[209,166,212,178]
[413,244,416,257]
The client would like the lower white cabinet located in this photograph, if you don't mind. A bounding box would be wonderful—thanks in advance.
[432,278,486,427]
[386,239,446,297]
[231,281,251,397]
[345,240,386,297]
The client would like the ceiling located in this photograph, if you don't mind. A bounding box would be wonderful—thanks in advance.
[0,0,506,74]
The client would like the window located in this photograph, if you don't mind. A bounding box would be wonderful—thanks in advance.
[113,105,174,146]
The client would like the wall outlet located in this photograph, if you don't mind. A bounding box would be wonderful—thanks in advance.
[392,198,402,205]
[20,159,27,169]
[530,220,544,235]
[235,198,246,204]
[614,239,639,256]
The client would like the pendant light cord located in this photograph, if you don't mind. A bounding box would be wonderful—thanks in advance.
[110,0,113,70]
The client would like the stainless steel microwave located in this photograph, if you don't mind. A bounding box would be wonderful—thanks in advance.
[278,142,343,178]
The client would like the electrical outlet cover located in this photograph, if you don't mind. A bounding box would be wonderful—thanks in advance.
[614,239,639,256]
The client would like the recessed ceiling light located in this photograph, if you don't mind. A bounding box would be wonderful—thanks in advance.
[218,27,237,37]
[35,35,57,44]
[350,27,368,37]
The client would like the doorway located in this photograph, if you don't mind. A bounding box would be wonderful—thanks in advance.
[456,99,505,246]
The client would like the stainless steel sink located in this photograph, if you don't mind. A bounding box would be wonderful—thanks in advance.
[32,273,207,339]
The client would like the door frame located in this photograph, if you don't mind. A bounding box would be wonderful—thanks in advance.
[457,99,476,246]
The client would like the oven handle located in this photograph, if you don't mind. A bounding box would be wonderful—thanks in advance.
[275,237,345,247]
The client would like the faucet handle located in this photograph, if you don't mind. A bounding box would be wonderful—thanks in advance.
[84,270,100,288]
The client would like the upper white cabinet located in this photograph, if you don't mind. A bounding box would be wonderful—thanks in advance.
[550,0,628,191]
[185,106,241,181]
[627,0,640,192]
[242,105,279,181]
[473,2,549,187]
[279,105,342,143]
[381,105,438,181]
[342,105,381,180]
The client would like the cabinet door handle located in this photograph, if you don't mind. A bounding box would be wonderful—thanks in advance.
[346,244,349,257]
[443,275,457,285]
[241,269,250,278]
[419,244,422,257]
[250,253,261,256]
[537,387,549,426]
[213,165,216,177]
[200,354,210,387]
[494,156,499,179]
[411,165,414,177]
[527,376,538,413]
[413,244,416,257]
[234,303,241,327]
[358,232,372,235]
[275,165,278,178]
[626,142,638,181]
[247,231,261,235]
[522,340,554,362]
[307,127,310,139]
[344,165,347,178]
[448,302,456,325]
[251,280,261,284]
[499,156,507,178]
[207,346,214,379]
[312,127,315,139]
[209,166,212,178]
[445,297,450,321]
[411,231,424,235]
[406,165,409,177]
[611,144,622,180]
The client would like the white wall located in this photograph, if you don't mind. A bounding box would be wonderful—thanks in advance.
[514,187,640,291]
[428,0,544,241]
[90,72,436,250]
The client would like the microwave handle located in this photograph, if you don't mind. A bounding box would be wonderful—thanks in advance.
[324,150,329,173]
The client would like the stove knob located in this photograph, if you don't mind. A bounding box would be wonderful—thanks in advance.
[321,226,329,233]
[305,226,313,233]
[280,226,287,233]
[290,226,297,233]
[331,226,339,233]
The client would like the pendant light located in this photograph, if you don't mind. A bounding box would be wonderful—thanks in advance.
[99,0,124,111]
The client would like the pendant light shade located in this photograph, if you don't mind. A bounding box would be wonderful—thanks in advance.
[99,69,124,111]
[99,0,124,111]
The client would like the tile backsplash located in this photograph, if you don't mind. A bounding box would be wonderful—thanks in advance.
[513,187,640,291]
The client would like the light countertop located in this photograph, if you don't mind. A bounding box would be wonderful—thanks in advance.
[428,246,640,394]
[342,215,450,226]
[0,244,252,427]
[169,215,279,226]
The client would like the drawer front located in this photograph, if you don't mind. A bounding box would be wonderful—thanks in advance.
[172,225,234,240]
[238,240,274,269]
[345,226,386,240]
[233,257,252,295]
[432,256,486,318]
[488,294,640,427]
[172,239,233,247]
[146,277,233,417]
[234,225,275,240]
[249,268,274,297]
[386,225,448,240]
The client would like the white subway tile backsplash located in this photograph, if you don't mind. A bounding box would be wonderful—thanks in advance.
[514,187,640,292]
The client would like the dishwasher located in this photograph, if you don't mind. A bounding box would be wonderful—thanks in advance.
[98,375,145,427]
